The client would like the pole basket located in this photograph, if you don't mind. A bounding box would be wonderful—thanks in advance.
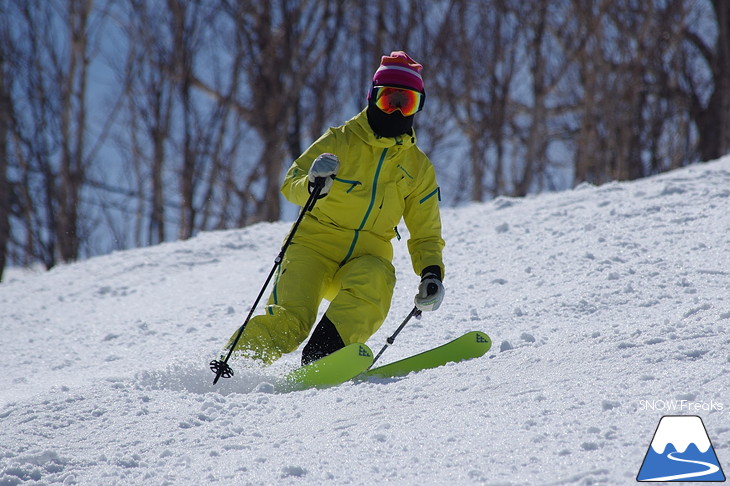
[210,359,234,384]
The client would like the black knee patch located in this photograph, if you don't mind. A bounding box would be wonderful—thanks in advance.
[301,315,345,366]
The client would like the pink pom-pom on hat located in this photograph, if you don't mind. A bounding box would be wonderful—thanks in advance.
[372,51,424,92]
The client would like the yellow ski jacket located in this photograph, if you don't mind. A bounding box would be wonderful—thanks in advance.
[281,108,445,278]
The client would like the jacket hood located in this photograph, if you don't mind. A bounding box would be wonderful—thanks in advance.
[349,108,418,150]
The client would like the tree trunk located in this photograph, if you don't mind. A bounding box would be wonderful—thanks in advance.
[0,47,10,281]
[57,0,93,262]
[693,0,730,161]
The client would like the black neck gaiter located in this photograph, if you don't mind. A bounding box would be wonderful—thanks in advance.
[366,102,414,138]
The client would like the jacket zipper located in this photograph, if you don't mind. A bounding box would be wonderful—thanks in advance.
[340,147,388,266]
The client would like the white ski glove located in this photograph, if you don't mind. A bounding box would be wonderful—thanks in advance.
[308,153,340,198]
[414,271,445,312]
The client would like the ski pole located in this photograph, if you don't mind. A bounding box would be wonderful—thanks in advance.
[210,178,326,384]
[369,306,422,369]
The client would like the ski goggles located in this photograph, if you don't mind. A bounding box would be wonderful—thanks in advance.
[371,86,425,116]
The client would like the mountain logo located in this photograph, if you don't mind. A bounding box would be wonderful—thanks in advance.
[637,415,726,482]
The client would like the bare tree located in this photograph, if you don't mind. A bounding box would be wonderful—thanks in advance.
[0,16,12,280]
[1,0,115,271]
[570,0,693,184]
[684,0,730,162]
[188,0,349,224]
[7,1,75,268]
[8,1,61,269]
[169,0,195,240]
[119,0,177,246]
[56,0,94,261]
[431,0,520,201]
[511,1,586,196]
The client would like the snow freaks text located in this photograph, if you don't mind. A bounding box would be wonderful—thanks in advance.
[638,400,724,412]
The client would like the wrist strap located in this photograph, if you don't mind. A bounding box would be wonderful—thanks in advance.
[420,264,442,281]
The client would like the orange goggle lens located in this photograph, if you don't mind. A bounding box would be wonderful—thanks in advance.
[373,86,423,116]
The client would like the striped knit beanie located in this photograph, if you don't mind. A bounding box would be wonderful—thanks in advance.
[372,51,424,92]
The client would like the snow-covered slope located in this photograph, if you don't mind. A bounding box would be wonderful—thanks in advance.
[2,157,729,485]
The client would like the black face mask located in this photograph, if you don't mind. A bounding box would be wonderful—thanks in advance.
[366,101,414,138]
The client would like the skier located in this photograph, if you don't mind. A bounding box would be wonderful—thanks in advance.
[223,51,445,366]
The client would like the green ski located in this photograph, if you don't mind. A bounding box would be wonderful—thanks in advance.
[282,342,373,390]
[364,331,491,379]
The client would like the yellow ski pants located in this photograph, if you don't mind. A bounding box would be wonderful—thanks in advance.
[225,243,396,364]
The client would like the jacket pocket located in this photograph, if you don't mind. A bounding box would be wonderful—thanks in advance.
[333,177,362,193]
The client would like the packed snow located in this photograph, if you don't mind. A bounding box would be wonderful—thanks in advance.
[1,157,729,485]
